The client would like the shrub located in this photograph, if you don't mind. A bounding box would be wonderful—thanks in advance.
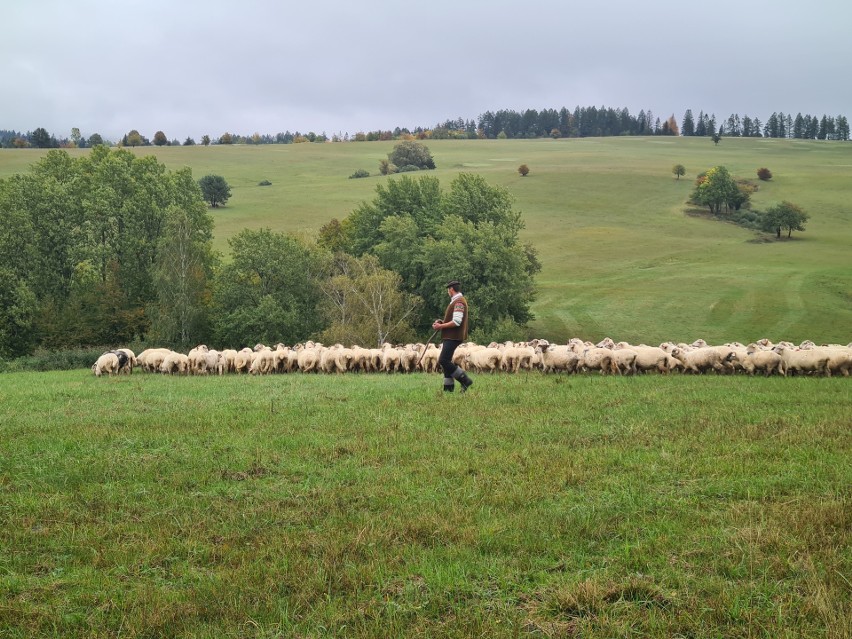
[757,167,773,181]
[518,164,530,177]
[349,169,370,179]
[397,165,420,173]
[0,346,129,373]
[379,160,397,176]
[258,180,272,186]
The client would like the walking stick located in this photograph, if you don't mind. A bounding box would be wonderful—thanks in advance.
[416,329,439,371]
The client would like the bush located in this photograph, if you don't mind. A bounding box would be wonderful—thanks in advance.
[0,346,129,373]
[757,167,773,181]
[397,165,420,173]
[349,169,370,179]
[518,164,530,177]
[258,180,272,186]
[379,160,397,176]
[469,317,531,345]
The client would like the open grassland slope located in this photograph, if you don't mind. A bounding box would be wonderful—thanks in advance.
[0,370,849,638]
[2,138,850,344]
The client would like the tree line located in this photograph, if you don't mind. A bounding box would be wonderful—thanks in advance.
[4,104,849,150]
[0,146,538,360]
[682,110,850,140]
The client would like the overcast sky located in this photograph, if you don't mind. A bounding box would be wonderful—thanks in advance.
[4,0,851,141]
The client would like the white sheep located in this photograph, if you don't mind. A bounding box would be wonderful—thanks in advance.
[741,345,786,376]
[772,345,831,376]
[398,345,420,373]
[418,343,440,373]
[250,346,275,375]
[465,346,503,373]
[160,352,189,375]
[803,346,852,377]
[535,343,579,374]
[381,344,401,373]
[670,347,730,374]
[187,345,209,374]
[233,348,255,374]
[220,349,238,373]
[200,349,225,375]
[577,347,614,374]
[609,348,638,375]
[138,348,173,373]
[296,344,322,373]
[614,343,676,374]
[92,352,119,377]
[501,345,534,372]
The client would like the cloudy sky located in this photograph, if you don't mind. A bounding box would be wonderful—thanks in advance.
[4,0,851,141]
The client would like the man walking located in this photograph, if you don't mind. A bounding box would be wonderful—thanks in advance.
[432,280,474,393]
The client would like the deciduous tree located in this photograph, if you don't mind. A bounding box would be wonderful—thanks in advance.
[125,130,145,146]
[318,254,422,346]
[692,166,738,215]
[153,131,168,146]
[762,201,809,239]
[198,174,231,207]
[341,173,540,335]
[212,229,326,346]
[387,141,435,171]
[150,203,216,346]
[672,164,686,180]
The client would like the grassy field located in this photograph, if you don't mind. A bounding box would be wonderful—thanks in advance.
[0,370,849,638]
[2,138,850,345]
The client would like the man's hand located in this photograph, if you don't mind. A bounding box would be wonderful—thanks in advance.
[432,320,442,330]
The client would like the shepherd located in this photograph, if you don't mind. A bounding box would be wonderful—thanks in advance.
[432,280,474,393]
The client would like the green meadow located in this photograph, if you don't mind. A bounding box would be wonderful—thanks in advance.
[1,370,850,638]
[2,137,850,344]
[1,140,850,637]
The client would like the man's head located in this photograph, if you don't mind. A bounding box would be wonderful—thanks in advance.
[446,280,461,294]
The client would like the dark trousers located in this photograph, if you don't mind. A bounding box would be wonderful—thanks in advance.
[439,339,462,379]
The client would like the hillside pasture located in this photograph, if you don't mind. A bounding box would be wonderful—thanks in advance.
[0,370,849,638]
[2,137,850,345]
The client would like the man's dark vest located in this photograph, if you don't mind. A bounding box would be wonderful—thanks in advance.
[442,295,469,341]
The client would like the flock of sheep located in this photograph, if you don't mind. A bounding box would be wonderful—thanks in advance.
[91,338,852,378]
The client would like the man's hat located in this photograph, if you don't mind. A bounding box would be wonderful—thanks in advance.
[446,280,461,290]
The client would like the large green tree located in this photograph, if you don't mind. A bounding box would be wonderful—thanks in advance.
[212,229,326,346]
[387,140,436,170]
[341,173,540,336]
